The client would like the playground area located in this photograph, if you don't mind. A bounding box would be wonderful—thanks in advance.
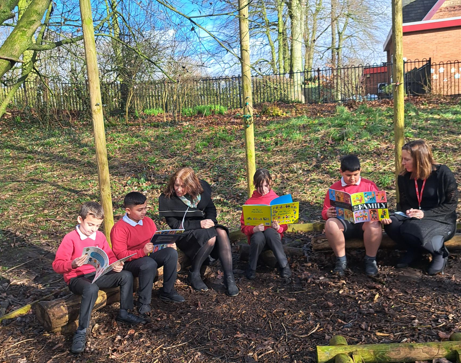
[1,97,461,362]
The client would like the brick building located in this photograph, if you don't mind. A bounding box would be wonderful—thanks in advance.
[383,0,461,95]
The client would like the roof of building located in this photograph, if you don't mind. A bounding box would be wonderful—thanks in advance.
[403,0,439,22]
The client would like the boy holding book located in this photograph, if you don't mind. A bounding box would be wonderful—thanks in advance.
[111,192,184,316]
[322,155,390,276]
[52,202,146,354]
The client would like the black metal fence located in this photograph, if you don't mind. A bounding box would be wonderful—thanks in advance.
[2,59,460,113]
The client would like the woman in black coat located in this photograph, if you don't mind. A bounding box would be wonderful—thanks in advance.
[159,167,239,297]
[384,140,458,275]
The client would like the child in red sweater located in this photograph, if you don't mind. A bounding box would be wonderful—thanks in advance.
[111,192,184,315]
[240,169,291,281]
[53,202,146,354]
[322,155,391,277]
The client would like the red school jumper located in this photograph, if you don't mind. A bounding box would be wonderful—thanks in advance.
[52,230,117,284]
[110,216,157,261]
[321,178,379,220]
[240,189,288,243]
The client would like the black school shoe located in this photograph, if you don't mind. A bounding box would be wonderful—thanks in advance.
[279,265,292,279]
[116,312,147,325]
[427,247,449,275]
[159,288,185,303]
[333,259,347,276]
[224,275,239,297]
[71,331,87,354]
[245,267,256,280]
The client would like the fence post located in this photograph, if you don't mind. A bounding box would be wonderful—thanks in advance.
[317,68,321,103]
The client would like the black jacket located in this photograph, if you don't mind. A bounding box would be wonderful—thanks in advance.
[398,164,458,226]
[158,180,218,230]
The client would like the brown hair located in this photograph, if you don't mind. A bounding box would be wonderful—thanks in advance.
[79,201,104,220]
[253,168,273,191]
[401,140,435,179]
[164,167,204,200]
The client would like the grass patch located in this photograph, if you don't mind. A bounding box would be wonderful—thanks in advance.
[1,99,461,250]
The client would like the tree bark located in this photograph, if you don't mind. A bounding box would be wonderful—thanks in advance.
[238,0,256,198]
[79,0,114,242]
[0,0,19,27]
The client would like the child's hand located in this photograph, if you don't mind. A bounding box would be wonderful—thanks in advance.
[326,207,337,219]
[271,221,280,230]
[112,261,124,273]
[72,255,87,269]
[143,242,154,255]
[381,218,392,225]
[253,224,265,233]
[200,219,215,229]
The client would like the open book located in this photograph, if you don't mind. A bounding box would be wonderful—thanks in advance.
[81,247,136,283]
[329,189,389,223]
[149,229,184,252]
[242,194,299,226]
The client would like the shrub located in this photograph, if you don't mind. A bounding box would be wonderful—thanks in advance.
[144,108,164,116]
[182,104,227,117]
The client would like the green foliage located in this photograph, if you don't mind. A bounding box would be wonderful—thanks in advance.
[182,104,227,117]
[261,104,285,117]
[144,108,164,116]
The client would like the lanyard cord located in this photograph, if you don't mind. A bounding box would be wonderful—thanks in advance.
[414,179,426,210]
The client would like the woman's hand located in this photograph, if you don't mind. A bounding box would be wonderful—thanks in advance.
[326,207,337,219]
[112,261,124,273]
[201,219,215,229]
[406,208,424,219]
[253,224,265,233]
[143,242,154,255]
[271,220,280,230]
[72,255,87,269]
[381,218,392,225]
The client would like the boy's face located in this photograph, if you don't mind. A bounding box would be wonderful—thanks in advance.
[77,214,103,237]
[126,202,148,223]
[340,169,361,185]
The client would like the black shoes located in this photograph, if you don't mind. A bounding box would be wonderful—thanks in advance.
[159,288,185,303]
[137,303,151,315]
[71,330,87,354]
[364,258,378,276]
[245,267,256,280]
[333,259,347,276]
[116,312,147,325]
[188,270,208,291]
[396,248,421,268]
[427,247,449,275]
[224,275,239,297]
[279,264,292,279]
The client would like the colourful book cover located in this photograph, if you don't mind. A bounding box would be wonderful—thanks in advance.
[242,194,299,226]
[150,229,184,245]
[329,189,389,224]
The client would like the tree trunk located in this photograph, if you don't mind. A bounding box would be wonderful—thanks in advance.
[238,0,256,198]
[392,0,405,205]
[260,0,277,74]
[276,0,285,74]
[289,0,305,102]
[79,0,114,242]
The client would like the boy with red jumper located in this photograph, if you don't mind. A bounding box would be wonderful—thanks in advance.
[240,169,291,281]
[322,155,390,277]
[53,202,146,354]
[111,192,184,315]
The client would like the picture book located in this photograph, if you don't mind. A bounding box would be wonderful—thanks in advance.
[242,194,299,226]
[150,229,184,245]
[329,189,389,223]
[81,247,136,283]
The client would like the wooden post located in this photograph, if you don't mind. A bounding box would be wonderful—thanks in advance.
[392,0,404,204]
[238,0,256,197]
[79,0,114,242]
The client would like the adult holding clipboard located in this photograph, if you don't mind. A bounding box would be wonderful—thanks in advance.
[384,140,458,275]
[159,167,239,297]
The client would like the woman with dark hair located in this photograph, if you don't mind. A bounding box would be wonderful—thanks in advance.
[158,167,239,297]
[240,169,291,281]
[384,140,458,275]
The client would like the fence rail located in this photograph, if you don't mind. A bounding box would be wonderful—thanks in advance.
[2,59,460,114]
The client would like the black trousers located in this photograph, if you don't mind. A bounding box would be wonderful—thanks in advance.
[248,228,288,270]
[123,247,178,305]
[68,270,134,330]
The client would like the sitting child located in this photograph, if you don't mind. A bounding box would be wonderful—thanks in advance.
[240,168,291,280]
[52,202,146,354]
[111,192,184,316]
[322,155,389,276]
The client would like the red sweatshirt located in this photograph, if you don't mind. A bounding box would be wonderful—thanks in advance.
[321,178,379,220]
[53,229,117,284]
[240,189,288,243]
[110,216,157,261]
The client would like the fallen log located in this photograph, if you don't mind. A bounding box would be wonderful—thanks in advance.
[312,233,461,251]
[317,334,461,363]
[229,223,325,243]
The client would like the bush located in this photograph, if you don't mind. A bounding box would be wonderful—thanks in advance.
[144,108,164,116]
[182,104,227,117]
